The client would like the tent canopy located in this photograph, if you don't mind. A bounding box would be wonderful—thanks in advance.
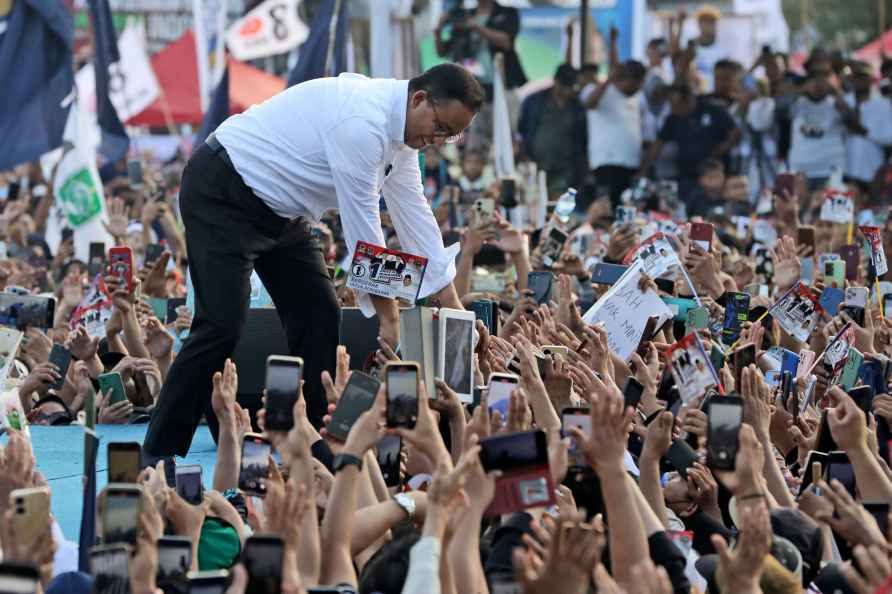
[855,29,892,66]
[127,30,285,127]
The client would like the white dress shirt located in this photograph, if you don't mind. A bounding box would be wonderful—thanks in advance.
[844,91,892,183]
[215,73,459,316]
[400,536,441,594]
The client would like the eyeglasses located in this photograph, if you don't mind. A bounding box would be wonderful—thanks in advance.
[430,101,466,144]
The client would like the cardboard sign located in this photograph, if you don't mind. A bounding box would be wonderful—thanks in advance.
[859,225,888,276]
[347,241,428,303]
[768,282,823,343]
[667,333,720,405]
[581,262,673,361]
[69,275,113,339]
[819,191,854,224]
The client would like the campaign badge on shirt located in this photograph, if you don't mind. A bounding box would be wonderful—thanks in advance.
[347,241,428,304]
[819,190,854,224]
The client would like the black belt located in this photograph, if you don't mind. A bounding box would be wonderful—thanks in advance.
[205,132,233,169]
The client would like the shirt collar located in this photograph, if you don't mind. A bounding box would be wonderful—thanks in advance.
[390,80,410,146]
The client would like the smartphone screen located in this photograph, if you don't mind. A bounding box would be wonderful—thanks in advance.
[590,263,629,285]
[376,435,402,488]
[527,272,553,304]
[733,345,756,388]
[127,159,144,188]
[187,572,229,594]
[329,372,380,441]
[47,344,71,391]
[722,292,750,345]
[90,545,131,590]
[103,488,140,545]
[480,430,547,472]
[707,399,743,470]
[157,536,192,586]
[541,229,568,267]
[487,374,519,419]
[264,356,303,431]
[98,372,127,406]
[108,247,134,290]
[88,242,107,279]
[690,222,713,252]
[238,435,271,497]
[107,442,141,484]
[561,409,590,467]
[0,293,55,330]
[826,454,856,496]
[167,297,187,325]
[145,243,165,265]
[175,465,203,506]
[623,378,644,410]
[243,536,284,593]
[386,365,418,428]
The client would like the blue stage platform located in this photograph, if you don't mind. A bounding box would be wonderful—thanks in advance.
[9,425,217,540]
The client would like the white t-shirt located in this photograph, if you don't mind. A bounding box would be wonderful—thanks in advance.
[581,82,643,170]
[693,41,728,93]
[789,95,846,179]
[844,91,892,183]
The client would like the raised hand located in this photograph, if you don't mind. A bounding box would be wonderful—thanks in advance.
[770,235,801,292]
[66,326,99,361]
[211,359,240,428]
[711,500,771,593]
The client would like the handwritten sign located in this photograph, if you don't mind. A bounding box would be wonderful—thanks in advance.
[582,261,673,361]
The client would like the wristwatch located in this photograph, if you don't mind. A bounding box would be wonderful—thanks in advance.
[332,453,363,473]
[393,492,416,521]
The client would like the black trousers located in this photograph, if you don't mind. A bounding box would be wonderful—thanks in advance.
[143,142,339,457]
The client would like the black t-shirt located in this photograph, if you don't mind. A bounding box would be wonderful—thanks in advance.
[658,98,737,180]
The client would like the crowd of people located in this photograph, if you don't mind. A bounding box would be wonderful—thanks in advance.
[6,2,892,593]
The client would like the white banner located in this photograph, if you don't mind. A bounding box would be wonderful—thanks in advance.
[492,53,515,180]
[193,0,228,112]
[75,20,160,122]
[226,0,307,62]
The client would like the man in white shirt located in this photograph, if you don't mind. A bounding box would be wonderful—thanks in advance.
[844,61,892,191]
[144,64,483,456]
[580,59,646,205]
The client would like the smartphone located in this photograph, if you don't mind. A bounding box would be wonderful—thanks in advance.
[157,535,193,587]
[690,222,714,252]
[824,260,845,289]
[264,355,303,431]
[540,228,568,268]
[107,442,141,484]
[108,246,134,292]
[815,410,840,453]
[243,535,285,594]
[480,429,548,472]
[707,396,744,470]
[826,451,856,496]
[623,377,645,410]
[327,372,381,442]
[499,178,517,208]
[487,372,520,420]
[238,433,272,497]
[90,544,132,592]
[775,172,796,197]
[47,344,71,391]
[187,570,230,594]
[167,297,187,325]
[127,159,144,189]
[9,487,50,548]
[527,271,554,305]
[732,344,756,388]
[488,573,522,594]
[88,242,107,279]
[721,292,751,345]
[385,362,419,429]
[780,371,793,408]
[860,359,888,395]
[377,435,402,488]
[145,243,166,266]
[0,561,40,593]
[590,263,629,285]
[666,439,699,480]
[541,345,569,359]
[471,299,495,335]
[102,484,141,545]
[471,198,495,229]
[848,386,875,422]
[98,372,127,406]
[838,245,861,282]
[841,305,866,326]
[0,293,55,330]
[175,464,204,506]
[819,287,845,316]
[561,407,591,468]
